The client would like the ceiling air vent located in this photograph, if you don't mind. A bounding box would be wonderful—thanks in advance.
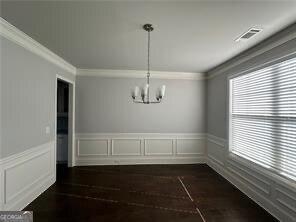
[235,28,262,42]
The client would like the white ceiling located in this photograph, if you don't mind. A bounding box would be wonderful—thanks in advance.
[1,1,296,73]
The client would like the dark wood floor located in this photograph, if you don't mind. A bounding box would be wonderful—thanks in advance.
[25,164,278,222]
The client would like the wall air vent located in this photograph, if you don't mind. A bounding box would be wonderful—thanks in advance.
[235,28,262,42]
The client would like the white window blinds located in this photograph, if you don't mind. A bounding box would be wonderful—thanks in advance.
[229,56,296,181]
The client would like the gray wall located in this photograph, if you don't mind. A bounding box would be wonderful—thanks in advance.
[206,24,296,222]
[207,23,296,139]
[0,37,75,158]
[206,74,227,138]
[76,76,206,133]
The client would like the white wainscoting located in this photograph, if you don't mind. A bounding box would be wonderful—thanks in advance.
[144,139,174,156]
[0,141,55,211]
[75,133,206,165]
[77,139,108,156]
[176,139,205,155]
[207,134,296,222]
[112,139,142,156]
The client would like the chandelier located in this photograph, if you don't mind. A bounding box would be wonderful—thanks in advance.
[131,24,166,104]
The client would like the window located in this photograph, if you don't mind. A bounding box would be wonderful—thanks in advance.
[229,56,296,181]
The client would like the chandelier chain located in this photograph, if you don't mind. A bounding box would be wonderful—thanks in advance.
[147,30,151,80]
[131,24,165,104]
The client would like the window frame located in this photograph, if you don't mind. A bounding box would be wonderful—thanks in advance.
[227,53,296,188]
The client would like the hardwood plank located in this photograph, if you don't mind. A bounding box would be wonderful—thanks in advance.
[24,164,278,222]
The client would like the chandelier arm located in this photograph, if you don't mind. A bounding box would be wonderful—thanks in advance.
[148,100,161,104]
[133,100,145,104]
[133,99,161,104]
[131,24,165,105]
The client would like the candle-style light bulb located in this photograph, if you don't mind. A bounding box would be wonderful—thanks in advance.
[141,84,149,102]
[156,90,160,100]
[144,84,149,96]
[160,85,166,98]
[131,86,139,99]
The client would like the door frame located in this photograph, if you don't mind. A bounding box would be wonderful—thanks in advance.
[55,74,75,168]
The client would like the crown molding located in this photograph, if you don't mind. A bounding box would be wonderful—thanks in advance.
[77,69,206,80]
[207,25,296,80]
[0,18,205,79]
[0,17,76,75]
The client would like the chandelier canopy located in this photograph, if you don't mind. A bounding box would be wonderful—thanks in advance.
[131,24,166,104]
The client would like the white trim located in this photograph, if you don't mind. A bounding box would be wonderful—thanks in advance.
[226,163,271,195]
[111,139,142,156]
[57,74,75,85]
[227,51,296,80]
[227,158,271,188]
[2,16,295,81]
[207,134,226,148]
[0,18,76,75]
[176,138,206,155]
[207,29,296,79]
[0,141,55,211]
[77,139,108,157]
[208,154,224,166]
[0,16,204,80]
[75,156,206,166]
[76,133,206,139]
[207,133,296,222]
[275,188,296,213]
[144,139,174,156]
[56,74,76,167]
[207,158,293,222]
[229,153,296,191]
[275,187,296,202]
[75,133,207,165]
[276,199,296,214]
[77,69,206,80]
[208,134,296,191]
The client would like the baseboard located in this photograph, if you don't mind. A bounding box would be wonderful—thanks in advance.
[0,141,56,211]
[207,134,296,222]
[75,133,206,166]
[76,156,205,166]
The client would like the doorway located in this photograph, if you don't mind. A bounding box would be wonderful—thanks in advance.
[55,75,75,168]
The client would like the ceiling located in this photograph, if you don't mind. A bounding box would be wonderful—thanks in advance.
[1,1,296,73]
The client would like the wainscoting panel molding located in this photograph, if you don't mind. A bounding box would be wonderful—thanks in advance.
[111,139,142,156]
[75,133,206,165]
[0,141,55,211]
[176,139,205,155]
[275,187,296,217]
[207,134,296,222]
[77,139,108,156]
[207,134,226,166]
[144,139,174,156]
